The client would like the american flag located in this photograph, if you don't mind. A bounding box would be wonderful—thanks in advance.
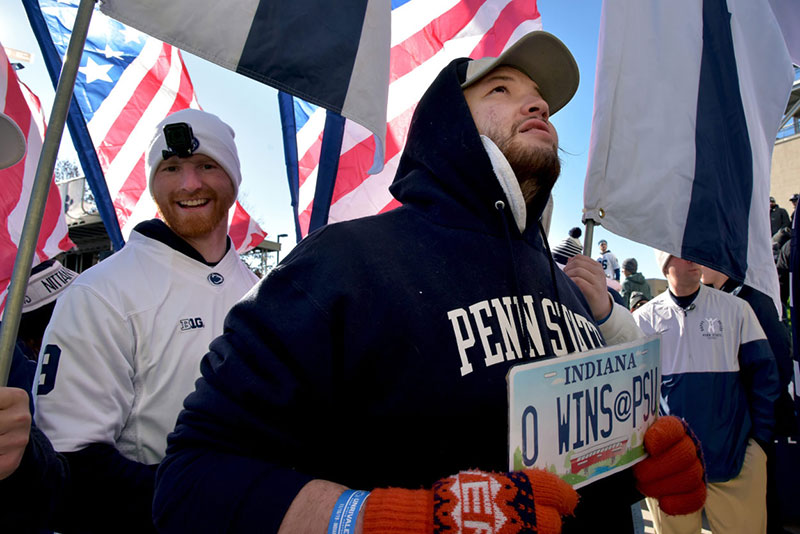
[0,43,73,316]
[23,0,266,253]
[283,0,544,239]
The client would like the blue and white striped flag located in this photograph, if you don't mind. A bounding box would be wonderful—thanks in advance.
[98,0,390,175]
[584,0,795,309]
[769,0,800,65]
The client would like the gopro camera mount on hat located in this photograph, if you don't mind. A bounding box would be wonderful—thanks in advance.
[162,122,199,159]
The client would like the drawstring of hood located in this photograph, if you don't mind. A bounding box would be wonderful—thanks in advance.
[494,200,534,359]
[491,214,565,363]
[485,136,568,360]
[480,135,566,358]
[538,220,569,338]
[481,136,527,234]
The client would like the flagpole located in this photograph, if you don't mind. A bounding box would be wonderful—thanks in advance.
[583,219,596,258]
[780,98,800,130]
[0,0,96,386]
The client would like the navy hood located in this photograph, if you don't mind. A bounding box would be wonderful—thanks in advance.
[390,58,553,236]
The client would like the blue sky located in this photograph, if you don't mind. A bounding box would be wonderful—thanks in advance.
[0,0,664,279]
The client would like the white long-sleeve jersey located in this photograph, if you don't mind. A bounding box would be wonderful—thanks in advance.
[35,229,257,464]
[596,250,620,279]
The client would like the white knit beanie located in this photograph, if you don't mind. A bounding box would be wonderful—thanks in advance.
[145,109,241,197]
[654,250,673,276]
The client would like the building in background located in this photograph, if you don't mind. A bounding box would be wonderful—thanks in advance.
[772,67,800,206]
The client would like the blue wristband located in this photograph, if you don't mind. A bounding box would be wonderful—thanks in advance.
[328,490,370,534]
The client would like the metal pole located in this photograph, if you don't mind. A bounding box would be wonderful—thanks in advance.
[260,250,266,277]
[0,0,96,386]
[583,219,596,258]
[780,98,800,130]
[276,234,288,264]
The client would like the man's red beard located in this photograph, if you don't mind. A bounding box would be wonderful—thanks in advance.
[485,125,561,205]
[156,186,234,239]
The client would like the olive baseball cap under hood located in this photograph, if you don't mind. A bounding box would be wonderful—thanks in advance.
[460,31,579,116]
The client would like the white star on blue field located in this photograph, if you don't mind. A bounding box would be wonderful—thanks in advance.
[41,1,144,119]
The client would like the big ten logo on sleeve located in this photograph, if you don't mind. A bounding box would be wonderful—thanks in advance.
[37,344,62,395]
[179,317,205,331]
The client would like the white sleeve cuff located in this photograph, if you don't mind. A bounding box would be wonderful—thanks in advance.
[599,302,645,346]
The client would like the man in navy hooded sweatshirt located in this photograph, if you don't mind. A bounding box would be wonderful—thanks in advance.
[154,32,706,534]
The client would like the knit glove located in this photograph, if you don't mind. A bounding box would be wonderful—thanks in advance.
[363,468,578,534]
[632,416,706,515]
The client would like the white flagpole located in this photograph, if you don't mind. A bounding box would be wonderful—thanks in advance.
[0,0,97,385]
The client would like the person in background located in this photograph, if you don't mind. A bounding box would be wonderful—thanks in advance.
[596,238,620,281]
[634,252,780,534]
[789,194,798,225]
[772,227,791,265]
[620,257,651,310]
[0,262,75,533]
[33,109,258,533]
[550,227,625,307]
[14,259,77,360]
[776,237,792,319]
[551,226,583,265]
[770,196,791,238]
[0,110,70,533]
[628,290,649,312]
[700,265,796,534]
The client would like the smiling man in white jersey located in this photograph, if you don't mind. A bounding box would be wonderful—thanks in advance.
[33,109,258,533]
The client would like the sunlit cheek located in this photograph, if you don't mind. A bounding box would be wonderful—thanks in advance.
[485,108,504,132]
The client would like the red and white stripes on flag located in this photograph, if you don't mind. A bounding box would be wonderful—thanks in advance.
[293,0,544,237]
[0,44,73,315]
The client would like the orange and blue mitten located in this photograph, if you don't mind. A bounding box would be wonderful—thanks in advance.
[632,415,706,515]
[363,468,578,534]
